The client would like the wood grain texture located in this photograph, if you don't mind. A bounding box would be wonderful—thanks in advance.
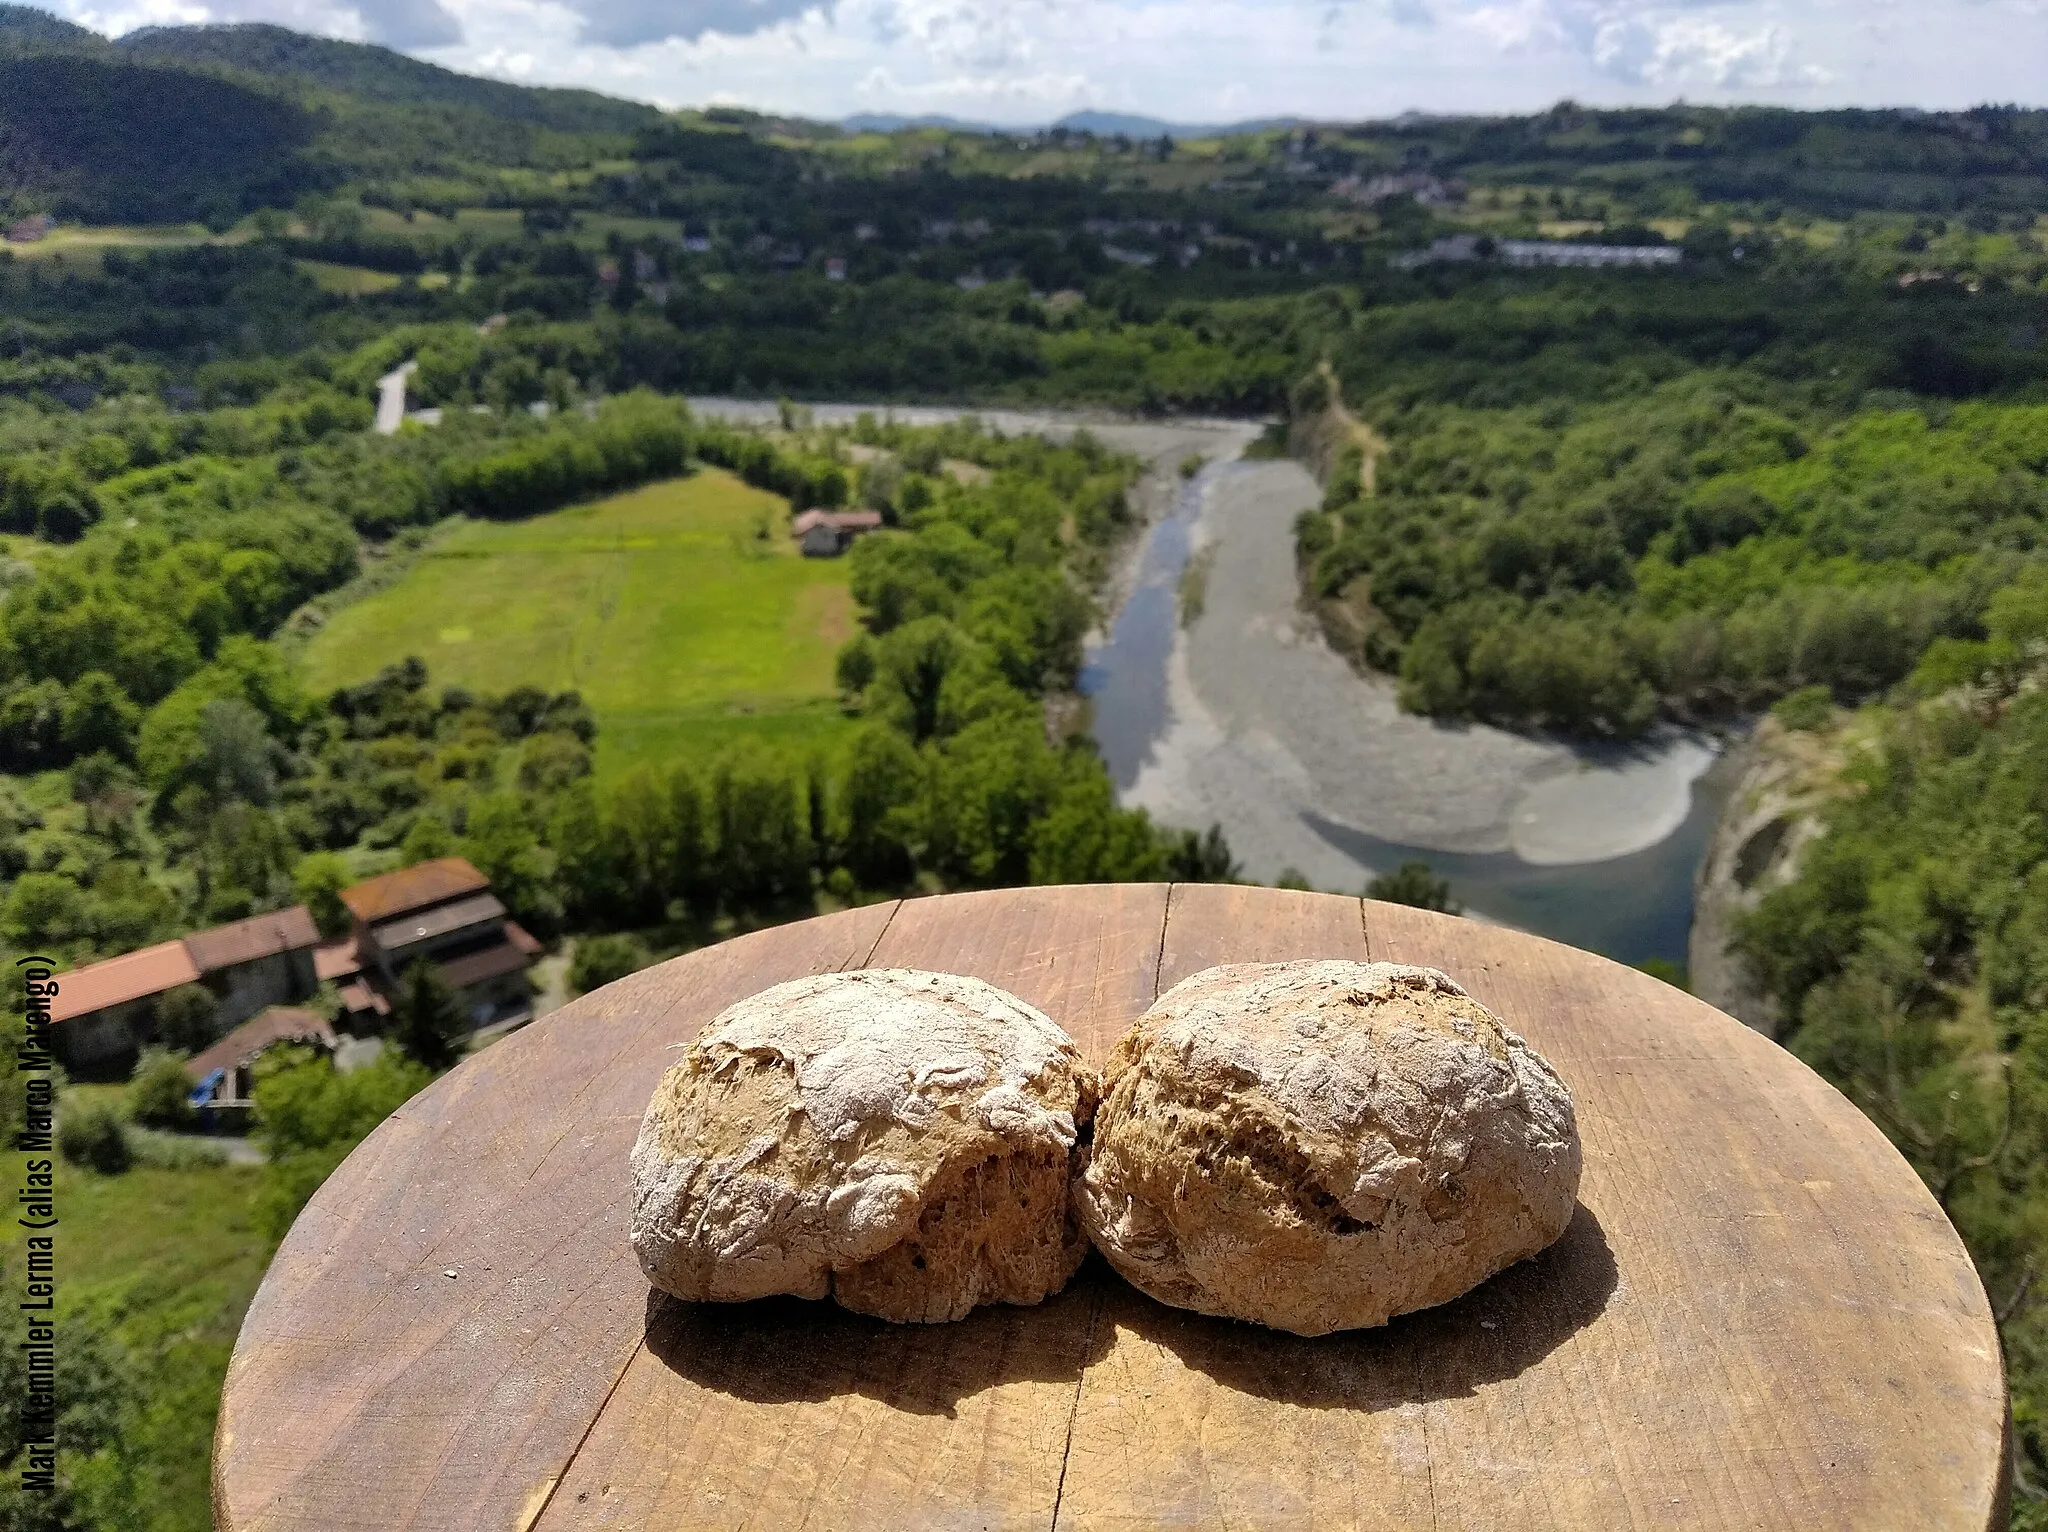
[213,902,901,1532]
[216,888,2006,1532]
[529,883,1172,1532]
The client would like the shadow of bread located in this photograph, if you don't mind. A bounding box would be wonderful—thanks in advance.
[641,1204,1613,1417]
[640,1266,1117,1419]
[1098,1202,1617,1408]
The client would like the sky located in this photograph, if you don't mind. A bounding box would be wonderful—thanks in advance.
[35,0,2048,124]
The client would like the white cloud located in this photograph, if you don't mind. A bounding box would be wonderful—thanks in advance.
[561,0,826,48]
[35,0,2048,118]
[1614,16,1831,89]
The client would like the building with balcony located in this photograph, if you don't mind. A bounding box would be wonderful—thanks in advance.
[321,857,540,1033]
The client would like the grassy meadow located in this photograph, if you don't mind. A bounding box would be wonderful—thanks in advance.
[299,468,858,774]
[7,1156,270,1531]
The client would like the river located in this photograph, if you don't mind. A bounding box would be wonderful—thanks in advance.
[685,398,1728,968]
[1083,452,1731,969]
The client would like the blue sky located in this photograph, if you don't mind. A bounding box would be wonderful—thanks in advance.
[43,0,2048,122]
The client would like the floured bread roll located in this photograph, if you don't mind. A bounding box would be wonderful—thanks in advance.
[631,968,1098,1323]
[1076,961,1580,1336]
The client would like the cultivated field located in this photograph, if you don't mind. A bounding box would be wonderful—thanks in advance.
[300,469,858,773]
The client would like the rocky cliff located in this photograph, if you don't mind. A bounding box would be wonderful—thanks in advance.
[1688,716,1853,1036]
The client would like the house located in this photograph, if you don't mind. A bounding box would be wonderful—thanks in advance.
[1497,240,1681,270]
[791,508,884,557]
[1393,236,1681,272]
[50,906,321,1075]
[4,214,52,244]
[825,257,848,282]
[322,857,540,1032]
[186,1006,337,1116]
[185,907,323,1022]
[1334,172,1466,208]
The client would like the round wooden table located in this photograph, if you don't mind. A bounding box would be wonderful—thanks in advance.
[215,886,2008,1531]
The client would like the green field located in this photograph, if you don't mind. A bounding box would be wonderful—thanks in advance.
[8,1156,270,1530]
[299,469,858,773]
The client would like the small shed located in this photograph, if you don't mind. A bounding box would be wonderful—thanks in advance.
[186,1006,337,1112]
[800,522,847,557]
[792,508,884,558]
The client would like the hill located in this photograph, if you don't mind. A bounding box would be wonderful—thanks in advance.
[0,5,657,224]
[117,22,658,135]
[0,1,96,51]
[0,49,318,223]
[840,109,1303,138]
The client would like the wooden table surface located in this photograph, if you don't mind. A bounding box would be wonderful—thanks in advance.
[215,885,2008,1531]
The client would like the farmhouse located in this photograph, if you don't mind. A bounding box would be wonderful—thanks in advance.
[791,507,883,557]
[4,214,52,243]
[321,857,540,1032]
[186,1006,338,1115]
[50,907,321,1074]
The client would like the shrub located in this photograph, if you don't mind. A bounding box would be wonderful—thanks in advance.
[1771,684,1834,733]
[569,932,653,995]
[293,851,354,938]
[1366,861,1462,914]
[154,983,221,1052]
[392,959,465,1071]
[127,1047,195,1130]
[59,1102,133,1174]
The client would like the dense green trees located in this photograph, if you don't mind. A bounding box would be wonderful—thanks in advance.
[1304,378,2048,737]
[250,1045,432,1239]
[1734,687,2048,1500]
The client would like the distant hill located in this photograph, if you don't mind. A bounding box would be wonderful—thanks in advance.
[841,112,1004,135]
[1053,110,1304,139]
[840,108,1308,139]
[116,23,658,135]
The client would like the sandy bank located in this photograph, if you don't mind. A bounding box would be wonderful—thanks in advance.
[1116,459,1716,884]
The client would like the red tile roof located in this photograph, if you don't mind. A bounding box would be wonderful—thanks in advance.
[438,938,536,992]
[184,1007,336,1081]
[314,935,362,983]
[340,857,489,925]
[183,906,318,974]
[338,981,390,1018]
[791,508,884,536]
[51,941,201,1025]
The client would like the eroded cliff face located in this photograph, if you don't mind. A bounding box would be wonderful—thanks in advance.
[1688,717,1850,1036]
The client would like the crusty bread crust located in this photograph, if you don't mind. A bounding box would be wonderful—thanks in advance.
[631,968,1098,1323]
[1076,961,1580,1335]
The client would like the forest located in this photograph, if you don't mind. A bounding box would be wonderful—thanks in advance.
[1,7,2047,1524]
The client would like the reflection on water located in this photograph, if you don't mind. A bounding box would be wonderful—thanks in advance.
[1081,464,1731,968]
[1082,469,1202,790]
[1305,745,1739,968]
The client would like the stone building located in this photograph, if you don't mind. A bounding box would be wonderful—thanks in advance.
[321,857,539,1034]
[50,907,321,1075]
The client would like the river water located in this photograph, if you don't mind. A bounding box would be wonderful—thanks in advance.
[1083,456,1731,969]
[685,398,1725,968]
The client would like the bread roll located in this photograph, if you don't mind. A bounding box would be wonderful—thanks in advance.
[631,968,1097,1323]
[1076,960,1579,1335]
